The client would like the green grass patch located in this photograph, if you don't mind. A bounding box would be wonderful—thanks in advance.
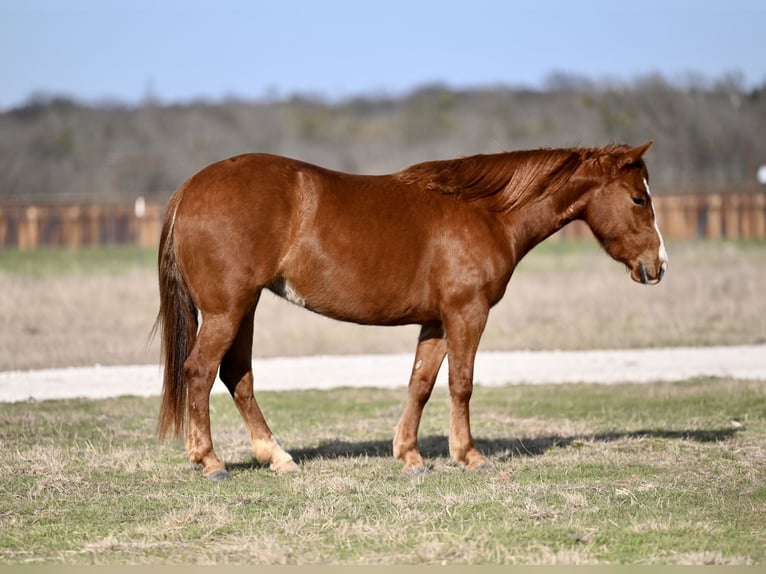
[1,377,764,564]
[0,246,157,276]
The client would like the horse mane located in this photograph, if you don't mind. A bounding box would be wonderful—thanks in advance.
[395,146,627,212]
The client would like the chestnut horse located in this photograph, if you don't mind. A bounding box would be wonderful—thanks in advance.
[155,142,668,480]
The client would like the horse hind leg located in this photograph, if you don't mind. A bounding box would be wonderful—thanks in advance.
[219,298,298,474]
[184,312,242,481]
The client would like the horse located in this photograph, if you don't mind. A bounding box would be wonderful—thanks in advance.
[154,142,668,480]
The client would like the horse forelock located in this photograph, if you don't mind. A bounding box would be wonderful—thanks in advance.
[395,148,586,212]
[586,143,649,176]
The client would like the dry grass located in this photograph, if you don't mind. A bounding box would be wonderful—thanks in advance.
[1,240,764,371]
[1,378,764,564]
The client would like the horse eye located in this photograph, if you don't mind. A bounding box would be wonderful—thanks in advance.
[631,196,646,207]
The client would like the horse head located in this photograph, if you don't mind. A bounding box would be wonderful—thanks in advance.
[582,142,668,285]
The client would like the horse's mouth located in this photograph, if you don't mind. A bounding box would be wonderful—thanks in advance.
[633,261,666,285]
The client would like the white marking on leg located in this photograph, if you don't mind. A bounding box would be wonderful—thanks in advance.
[644,178,668,269]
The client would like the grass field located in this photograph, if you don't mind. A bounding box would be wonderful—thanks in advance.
[1,377,764,565]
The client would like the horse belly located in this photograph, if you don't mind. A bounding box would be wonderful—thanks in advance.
[271,258,434,327]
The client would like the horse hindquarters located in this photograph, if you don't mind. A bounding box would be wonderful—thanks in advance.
[154,200,231,478]
[158,167,299,479]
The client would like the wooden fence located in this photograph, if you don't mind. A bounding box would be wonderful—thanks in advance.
[0,192,765,250]
[558,192,766,241]
[0,200,163,250]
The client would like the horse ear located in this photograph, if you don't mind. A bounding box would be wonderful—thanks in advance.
[619,141,653,167]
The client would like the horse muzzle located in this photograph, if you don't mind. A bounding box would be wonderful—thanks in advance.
[634,260,667,285]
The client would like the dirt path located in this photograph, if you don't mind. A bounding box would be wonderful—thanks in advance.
[1,345,764,403]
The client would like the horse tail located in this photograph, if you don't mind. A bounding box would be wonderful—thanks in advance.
[153,186,198,440]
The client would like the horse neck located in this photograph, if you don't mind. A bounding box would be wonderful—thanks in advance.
[503,177,595,261]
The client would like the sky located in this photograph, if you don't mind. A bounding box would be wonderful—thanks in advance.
[1,0,764,110]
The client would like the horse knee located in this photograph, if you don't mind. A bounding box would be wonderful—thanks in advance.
[449,378,473,403]
[183,360,201,389]
[184,359,207,386]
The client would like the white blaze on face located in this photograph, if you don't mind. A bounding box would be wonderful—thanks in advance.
[644,178,669,271]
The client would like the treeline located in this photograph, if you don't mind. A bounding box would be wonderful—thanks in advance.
[1,73,765,202]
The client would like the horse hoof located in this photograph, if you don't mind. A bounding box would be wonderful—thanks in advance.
[271,459,300,474]
[207,468,232,481]
[404,465,432,478]
[468,460,494,472]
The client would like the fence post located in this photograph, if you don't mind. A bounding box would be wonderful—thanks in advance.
[753,194,766,239]
[704,194,722,239]
[657,196,682,239]
[682,195,697,239]
[740,195,753,239]
[86,205,101,246]
[0,208,6,248]
[18,206,41,251]
[724,194,741,239]
[62,206,82,248]
[138,203,162,248]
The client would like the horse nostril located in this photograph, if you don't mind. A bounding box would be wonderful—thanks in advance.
[639,262,649,284]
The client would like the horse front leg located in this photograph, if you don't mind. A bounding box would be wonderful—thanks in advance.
[393,323,447,474]
[444,302,490,470]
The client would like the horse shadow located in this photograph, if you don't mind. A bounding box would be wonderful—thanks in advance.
[226,427,741,472]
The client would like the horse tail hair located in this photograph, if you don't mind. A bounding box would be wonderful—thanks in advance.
[152,186,198,440]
